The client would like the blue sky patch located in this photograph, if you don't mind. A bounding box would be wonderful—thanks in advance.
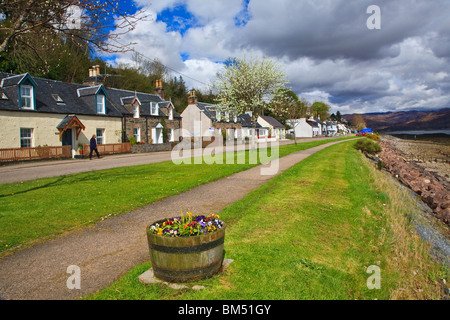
[157,5,199,36]
[234,0,251,27]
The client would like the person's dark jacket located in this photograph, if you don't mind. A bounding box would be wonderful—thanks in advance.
[90,137,97,149]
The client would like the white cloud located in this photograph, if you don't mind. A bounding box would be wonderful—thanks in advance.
[106,0,450,114]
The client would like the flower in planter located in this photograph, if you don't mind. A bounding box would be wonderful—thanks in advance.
[149,211,224,237]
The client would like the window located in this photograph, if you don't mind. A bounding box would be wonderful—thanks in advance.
[96,128,104,144]
[51,94,64,103]
[20,128,33,148]
[169,108,173,120]
[96,94,105,114]
[20,85,34,109]
[133,127,141,142]
[169,128,174,142]
[133,104,140,119]
[151,102,158,116]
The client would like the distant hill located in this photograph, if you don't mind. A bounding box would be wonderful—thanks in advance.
[342,108,450,132]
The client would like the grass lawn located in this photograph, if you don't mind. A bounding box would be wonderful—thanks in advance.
[86,140,447,300]
[0,136,355,254]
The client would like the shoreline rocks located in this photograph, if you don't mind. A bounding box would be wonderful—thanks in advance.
[378,139,449,226]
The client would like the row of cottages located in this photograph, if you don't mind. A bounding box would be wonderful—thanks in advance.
[0,70,181,157]
[181,90,286,141]
[289,117,351,138]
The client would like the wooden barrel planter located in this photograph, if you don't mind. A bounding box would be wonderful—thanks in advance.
[146,219,226,283]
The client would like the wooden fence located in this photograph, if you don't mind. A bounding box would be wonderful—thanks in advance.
[82,143,131,156]
[0,146,72,162]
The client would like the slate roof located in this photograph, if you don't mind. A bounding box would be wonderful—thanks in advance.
[237,113,263,128]
[306,120,319,128]
[0,72,181,119]
[259,115,284,128]
[196,102,220,121]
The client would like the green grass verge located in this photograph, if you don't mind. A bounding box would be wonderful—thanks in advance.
[0,136,355,254]
[86,140,445,300]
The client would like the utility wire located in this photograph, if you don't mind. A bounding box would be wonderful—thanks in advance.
[110,39,212,87]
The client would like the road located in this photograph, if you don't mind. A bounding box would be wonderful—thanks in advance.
[0,137,342,184]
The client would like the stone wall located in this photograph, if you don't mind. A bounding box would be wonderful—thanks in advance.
[378,140,449,225]
[131,143,177,153]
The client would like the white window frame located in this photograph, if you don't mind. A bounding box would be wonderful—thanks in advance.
[169,108,173,120]
[96,94,106,114]
[133,104,140,119]
[20,128,33,148]
[96,128,105,144]
[151,102,159,116]
[20,85,34,109]
[169,128,174,142]
[133,127,141,142]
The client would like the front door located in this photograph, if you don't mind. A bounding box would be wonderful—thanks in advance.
[62,129,73,146]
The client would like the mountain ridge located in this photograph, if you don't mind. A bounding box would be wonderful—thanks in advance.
[342,108,450,131]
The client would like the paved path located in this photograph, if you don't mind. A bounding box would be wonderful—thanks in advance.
[0,139,350,300]
[0,137,338,184]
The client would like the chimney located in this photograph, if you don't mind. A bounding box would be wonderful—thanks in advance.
[83,66,104,86]
[188,89,198,105]
[154,79,165,100]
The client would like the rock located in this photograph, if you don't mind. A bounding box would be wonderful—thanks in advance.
[138,269,162,284]
[192,285,206,291]
[378,140,449,226]
[167,283,189,290]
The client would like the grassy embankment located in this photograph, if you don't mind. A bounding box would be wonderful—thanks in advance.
[0,136,355,254]
[87,140,447,300]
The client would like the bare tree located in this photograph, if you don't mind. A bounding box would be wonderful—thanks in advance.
[0,0,148,55]
[271,89,308,144]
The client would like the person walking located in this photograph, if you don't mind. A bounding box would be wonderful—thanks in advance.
[89,134,101,160]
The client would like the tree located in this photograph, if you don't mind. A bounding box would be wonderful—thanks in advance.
[270,89,308,144]
[214,55,289,148]
[311,101,330,120]
[352,114,367,131]
[0,0,148,55]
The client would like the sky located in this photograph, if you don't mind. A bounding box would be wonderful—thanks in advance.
[105,0,450,115]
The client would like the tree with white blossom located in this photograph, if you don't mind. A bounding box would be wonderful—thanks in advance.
[214,55,289,148]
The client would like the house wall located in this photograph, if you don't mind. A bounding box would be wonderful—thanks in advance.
[180,104,213,137]
[293,118,313,138]
[124,116,182,144]
[257,117,286,139]
[0,110,123,149]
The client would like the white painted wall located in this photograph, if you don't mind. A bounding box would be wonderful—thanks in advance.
[0,111,123,153]
[180,104,213,138]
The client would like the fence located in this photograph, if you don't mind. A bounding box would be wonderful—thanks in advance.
[82,143,131,156]
[0,146,72,162]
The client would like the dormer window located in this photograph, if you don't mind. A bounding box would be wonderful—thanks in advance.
[133,104,140,119]
[20,85,34,109]
[169,107,173,120]
[151,102,158,116]
[96,94,105,114]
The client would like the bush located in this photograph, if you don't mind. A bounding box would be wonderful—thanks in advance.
[354,139,382,154]
[129,137,137,145]
[365,133,381,141]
